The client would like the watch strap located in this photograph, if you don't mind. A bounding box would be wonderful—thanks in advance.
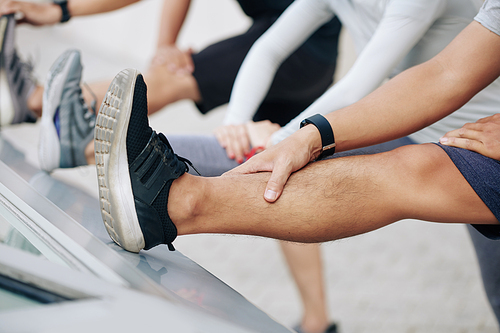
[54,0,71,23]
[300,114,336,158]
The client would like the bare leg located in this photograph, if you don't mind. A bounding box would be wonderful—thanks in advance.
[28,64,200,118]
[82,66,200,115]
[169,144,497,241]
[142,65,201,114]
[27,86,43,118]
[281,242,329,333]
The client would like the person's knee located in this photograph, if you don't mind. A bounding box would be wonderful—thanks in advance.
[376,144,446,214]
[384,144,442,182]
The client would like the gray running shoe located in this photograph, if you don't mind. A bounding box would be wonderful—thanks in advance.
[0,14,37,126]
[38,49,95,172]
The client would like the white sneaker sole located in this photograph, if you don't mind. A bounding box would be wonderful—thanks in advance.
[95,69,145,253]
[0,16,14,126]
[0,69,14,126]
[38,50,78,172]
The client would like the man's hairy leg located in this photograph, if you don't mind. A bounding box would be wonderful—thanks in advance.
[168,144,497,242]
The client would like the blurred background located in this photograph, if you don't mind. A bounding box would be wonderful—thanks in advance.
[1,0,497,331]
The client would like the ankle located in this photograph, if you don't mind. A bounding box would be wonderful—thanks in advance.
[27,86,43,117]
[300,314,329,333]
[85,140,95,165]
[167,174,204,235]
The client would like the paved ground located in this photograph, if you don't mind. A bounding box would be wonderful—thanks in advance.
[3,0,498,332]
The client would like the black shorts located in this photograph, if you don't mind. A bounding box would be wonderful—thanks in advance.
[191,15,338,127]
[436,143,500,240]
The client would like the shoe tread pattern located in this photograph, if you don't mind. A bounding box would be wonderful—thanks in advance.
[95,70,132,249]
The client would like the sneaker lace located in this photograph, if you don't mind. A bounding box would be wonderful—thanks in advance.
[82,82,97,114]
[16,51,38,86]
[158,133,200,175]
[81,82,96,128]
[0,51,38,129]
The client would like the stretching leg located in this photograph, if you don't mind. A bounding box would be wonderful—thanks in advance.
[28,63,200,118]
[277,137,418,333]
[468,225,500,323]
[281,242,329,333]
[169,143,497,241]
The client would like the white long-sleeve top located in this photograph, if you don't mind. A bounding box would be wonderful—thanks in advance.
[225,0,500,145]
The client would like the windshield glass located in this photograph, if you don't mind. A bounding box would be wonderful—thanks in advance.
[0,191,71,269]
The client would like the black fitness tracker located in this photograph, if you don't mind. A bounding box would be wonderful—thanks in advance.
[300,114,336,159]
[54,0,71,23]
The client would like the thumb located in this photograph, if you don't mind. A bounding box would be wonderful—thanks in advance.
[264,163,291,203]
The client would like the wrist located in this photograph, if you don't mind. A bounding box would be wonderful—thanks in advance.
[300,124,323,161]
[300,114,336,160]
[53,0,71,23]
[157,42,176,49]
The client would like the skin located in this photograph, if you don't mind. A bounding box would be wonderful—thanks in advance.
[440,113,500,160]
[1,0,254,163]
[280,242,328,333]
[228,21,500,204]
[15,3,500,332]
[159,21,500,282]
[2,3,332,330]
[168,143,497,242]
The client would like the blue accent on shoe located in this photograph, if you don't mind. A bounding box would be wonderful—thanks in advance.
[53,107,60,138]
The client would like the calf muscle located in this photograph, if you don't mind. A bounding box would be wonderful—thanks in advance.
[172,144,496,243]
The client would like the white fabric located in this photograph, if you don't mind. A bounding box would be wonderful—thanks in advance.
[225,0,500,145]
[475,0,500,36]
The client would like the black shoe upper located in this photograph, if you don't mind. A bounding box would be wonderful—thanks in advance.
[127,75,196,251]
[129,132,190,251]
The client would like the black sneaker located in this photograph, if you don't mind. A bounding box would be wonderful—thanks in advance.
[293,323,338,333]
[0,14,37,126]
[95,69,196,253]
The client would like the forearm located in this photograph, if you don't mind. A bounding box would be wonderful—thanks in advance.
[156,0,191,48]
[272,3,441,144]
[225,0,333,124]
[67,0,140,17]
[328,21,500,153]
[224,42,283,124]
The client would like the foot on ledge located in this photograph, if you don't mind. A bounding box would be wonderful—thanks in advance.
[95,68,196,253]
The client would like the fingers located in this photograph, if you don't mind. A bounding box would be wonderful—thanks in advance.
[0,1,20,15]
[440,115,500,161]
[151,46,194,74]
[214,125,251,163]
[167,51,193,74]
[440,126,485,155]
[183,48,195,73]
[442,126,483,141]
[230,125,251,163]
[476,113,500,124]
[223,150,291,203]
[264,161,292,203]
[223,156,267,176]
[439,135,485,154]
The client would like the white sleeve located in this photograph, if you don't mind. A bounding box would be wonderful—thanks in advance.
[271,0,446,144]
[223,0,334,125]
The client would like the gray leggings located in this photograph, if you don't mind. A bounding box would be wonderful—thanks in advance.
[168,134,418,177]
[168,134,240,177]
